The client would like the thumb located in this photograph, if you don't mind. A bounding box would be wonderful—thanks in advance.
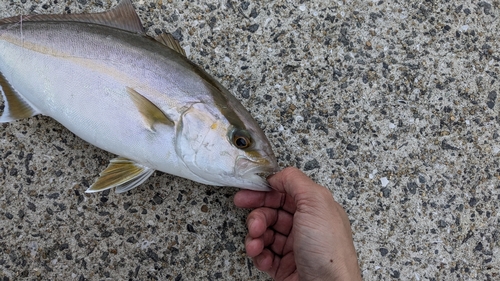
[267,167,326,200]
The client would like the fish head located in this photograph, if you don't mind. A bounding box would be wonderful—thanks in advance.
[176,102,278,191]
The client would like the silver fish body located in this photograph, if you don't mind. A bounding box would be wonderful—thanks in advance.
[0,1,278,192]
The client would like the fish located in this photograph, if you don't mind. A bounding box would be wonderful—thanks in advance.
[0,0,278,193]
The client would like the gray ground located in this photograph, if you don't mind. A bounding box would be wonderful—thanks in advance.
[0,0,499,280]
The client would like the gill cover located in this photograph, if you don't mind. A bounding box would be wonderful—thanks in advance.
[175,103,235,185]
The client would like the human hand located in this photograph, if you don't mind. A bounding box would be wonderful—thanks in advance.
[234,167,361,281]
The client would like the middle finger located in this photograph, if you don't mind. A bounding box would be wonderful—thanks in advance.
[247,207,293,237]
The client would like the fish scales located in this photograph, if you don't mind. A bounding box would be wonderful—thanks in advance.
[0,0,278,193]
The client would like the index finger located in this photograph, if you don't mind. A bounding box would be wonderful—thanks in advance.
[234,189,297,214]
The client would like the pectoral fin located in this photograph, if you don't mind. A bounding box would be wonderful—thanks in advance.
[0,70,40,122]
[127,87,174,131]
[86,157,154,193]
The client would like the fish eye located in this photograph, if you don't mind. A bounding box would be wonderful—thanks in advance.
[232,129,252,149]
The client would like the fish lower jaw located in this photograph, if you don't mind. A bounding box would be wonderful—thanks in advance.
[232,176,271,191]
[231,170,271,191]
[196,172,271,191]
[229,160,278,191]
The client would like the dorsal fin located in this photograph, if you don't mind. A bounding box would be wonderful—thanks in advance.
[0,0,144,34]
[154,33,186,57]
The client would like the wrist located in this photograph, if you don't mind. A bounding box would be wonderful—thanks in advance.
[329,257,362,281]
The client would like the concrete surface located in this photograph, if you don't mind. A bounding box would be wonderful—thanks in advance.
[1,0,499,280]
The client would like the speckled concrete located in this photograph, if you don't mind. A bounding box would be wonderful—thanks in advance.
[0,0,499,280]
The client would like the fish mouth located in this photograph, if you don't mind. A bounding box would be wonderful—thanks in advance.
[235,156,279,191]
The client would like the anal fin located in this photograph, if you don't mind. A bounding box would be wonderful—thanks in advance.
[0,70,40,122]
[86,157,154,193]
